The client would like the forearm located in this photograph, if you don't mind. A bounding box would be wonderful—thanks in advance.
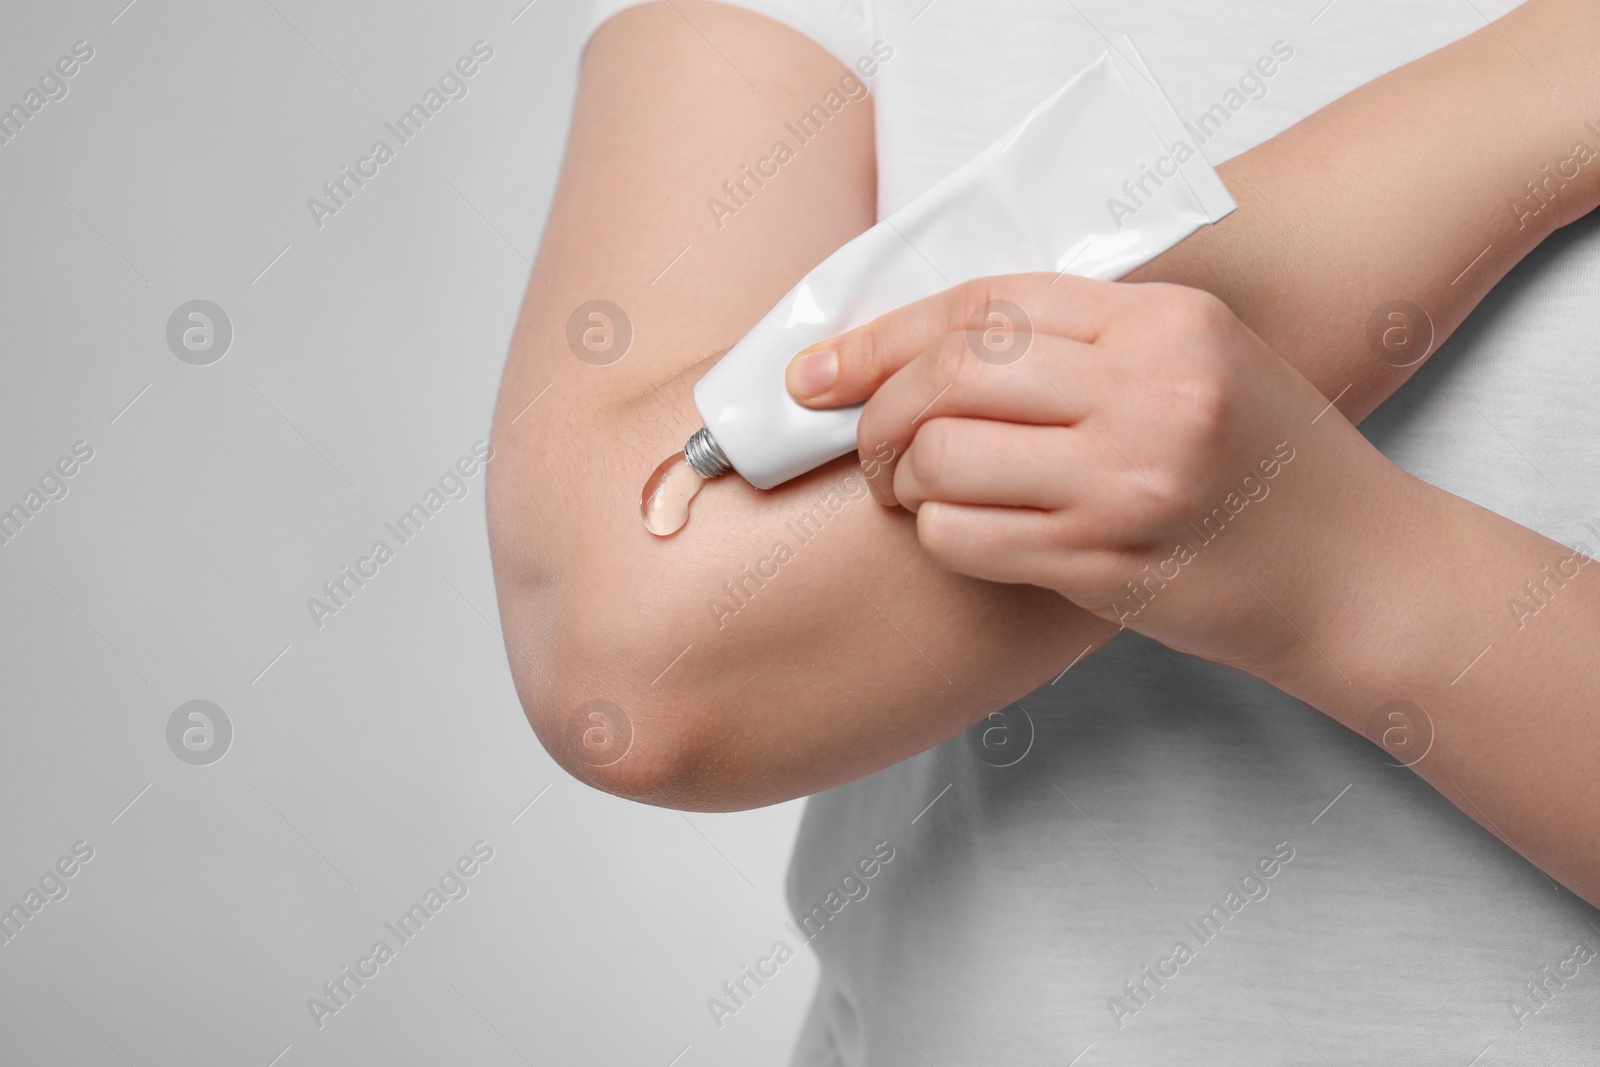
[1258,464,1600,904]
[493,0,1599,810]
[489,3,1108,809]
[514,415,1097,809]
[1128,0,1600,421]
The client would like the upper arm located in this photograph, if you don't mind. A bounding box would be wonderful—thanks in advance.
[487,1,1110,809]
[514,1,880,408]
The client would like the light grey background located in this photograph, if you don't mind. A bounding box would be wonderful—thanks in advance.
[0,2,816,1064]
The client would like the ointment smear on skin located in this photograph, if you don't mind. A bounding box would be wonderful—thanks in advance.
[641,452,705,537]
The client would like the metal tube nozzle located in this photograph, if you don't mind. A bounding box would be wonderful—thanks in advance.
[683,427,732,479]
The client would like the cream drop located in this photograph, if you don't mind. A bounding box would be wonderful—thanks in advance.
[641,452,706,537]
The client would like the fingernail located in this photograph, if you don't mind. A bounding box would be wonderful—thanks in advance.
[787,348,838,399]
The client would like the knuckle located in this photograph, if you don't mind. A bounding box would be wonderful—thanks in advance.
[850,323,880,383]
[904,420,953,487]
[933,332,983,391]
[1139,466,1204,522]
[1148,351,1231,456]
[1138,284,1233,353]
[856,407,886,465]
[1162,284,1231,334]
[1191,288,1235,334]
[949,278,992,327]
[951,276,1016,341]
[928,332,963,382]
[1177,361,1231,434]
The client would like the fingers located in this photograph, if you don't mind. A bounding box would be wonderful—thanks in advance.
[891,417,1083,512]
[890,415,1171,542]
[912,502,1067,588]
[857,331,1102,504]
[914,501,1127,598]
[785,272,1124,408]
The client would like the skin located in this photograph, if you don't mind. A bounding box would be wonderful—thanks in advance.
[789,273,1600,903]
[487,0,1600,846]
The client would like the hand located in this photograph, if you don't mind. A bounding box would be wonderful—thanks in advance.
[786,274,1426,674]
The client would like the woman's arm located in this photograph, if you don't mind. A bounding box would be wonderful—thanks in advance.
[793,268,1600,906]
[1131,0,1600,423]
[1267,450,1600,906]
[488,0,1600,810]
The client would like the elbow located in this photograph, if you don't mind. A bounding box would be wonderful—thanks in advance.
[512,646,746,811]
[531,694,686,808]
[498,578,753,811]
[485,395,766,811]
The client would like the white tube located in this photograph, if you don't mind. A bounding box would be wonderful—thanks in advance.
[689,38,1236,490]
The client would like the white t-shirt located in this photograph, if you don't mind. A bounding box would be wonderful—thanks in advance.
[586,2,1600,1063]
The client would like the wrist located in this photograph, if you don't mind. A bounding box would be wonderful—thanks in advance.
[1247,443,1446,705]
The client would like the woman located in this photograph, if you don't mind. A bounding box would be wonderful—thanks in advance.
[489,0,1600,1061]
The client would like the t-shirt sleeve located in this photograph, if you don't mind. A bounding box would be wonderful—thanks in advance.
[582,0,873,72]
